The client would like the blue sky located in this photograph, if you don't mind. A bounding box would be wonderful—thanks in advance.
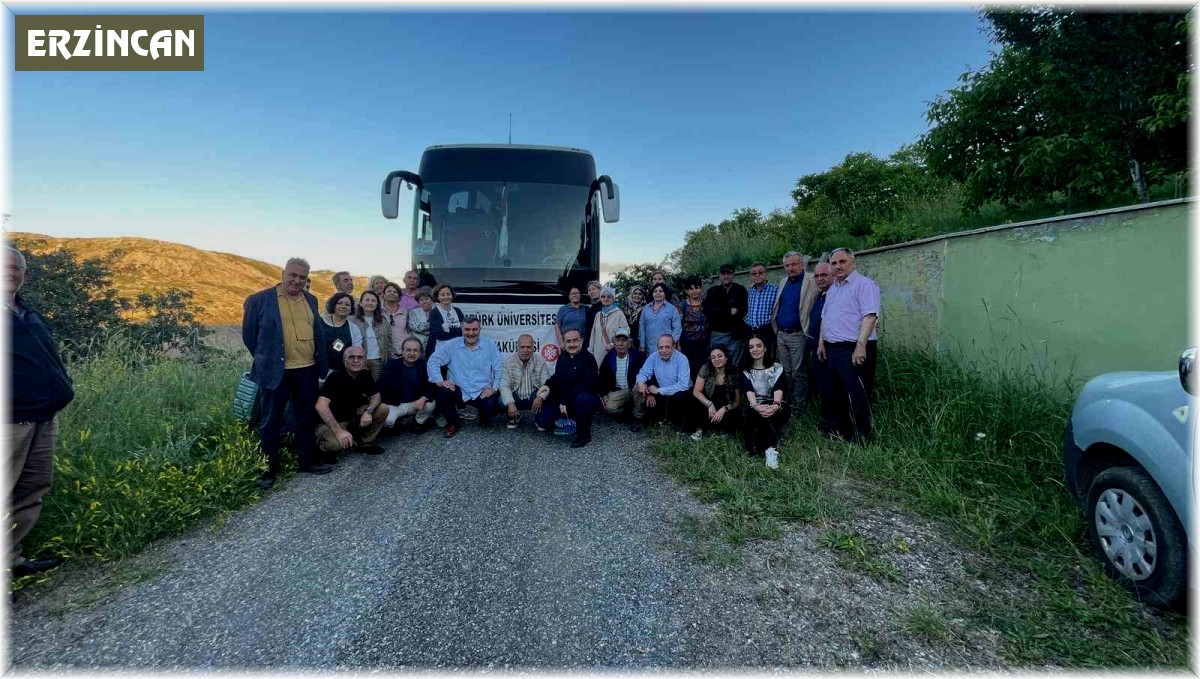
[9,7,996,279]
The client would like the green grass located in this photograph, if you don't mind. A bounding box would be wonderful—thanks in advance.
[19,335,267,578]
[819,529,903,582]
[901,603,952,642]
[648,346,1190,668]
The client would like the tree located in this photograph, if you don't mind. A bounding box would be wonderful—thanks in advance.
[16,241,210,360]
[792,148,947,238]
[130,289,210,357]
[19,243,131,357]
[610,263,667,303]
[922,9,1190,208]
[671,207,784,275]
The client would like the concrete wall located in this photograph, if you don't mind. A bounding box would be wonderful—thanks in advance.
[726,199,1191,387]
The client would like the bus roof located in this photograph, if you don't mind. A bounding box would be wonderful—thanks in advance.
[423,144,594,157]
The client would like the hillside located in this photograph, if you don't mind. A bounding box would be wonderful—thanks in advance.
[8,233,373,325]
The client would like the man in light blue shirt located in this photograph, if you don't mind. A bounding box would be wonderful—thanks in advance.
[635,334,692,430]
[427,317,503,438]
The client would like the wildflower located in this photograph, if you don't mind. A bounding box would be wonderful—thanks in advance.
[975,432,987,440]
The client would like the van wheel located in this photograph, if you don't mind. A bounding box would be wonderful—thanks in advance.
[1086,466,1188,610]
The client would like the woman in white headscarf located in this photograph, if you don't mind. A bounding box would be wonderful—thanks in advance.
[588,285,629,367]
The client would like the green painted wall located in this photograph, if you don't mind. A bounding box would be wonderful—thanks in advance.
[857,201,1190,387]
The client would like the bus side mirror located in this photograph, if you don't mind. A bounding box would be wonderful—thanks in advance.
[596,175,620,223]
[381,170,423,220]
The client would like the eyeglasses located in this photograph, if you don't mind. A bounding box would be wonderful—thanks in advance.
[346,355,366,361]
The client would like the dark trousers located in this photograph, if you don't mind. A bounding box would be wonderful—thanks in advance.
[686,398,741,436]
[535,392,600,439]
[709,331,744,368]
[806,342,826,404]
[819,341,877,441]
[742,405,791,456]
[436,386,501,427]
[259,365,320,476]
[643,391,692,429]
[680,337,710,380]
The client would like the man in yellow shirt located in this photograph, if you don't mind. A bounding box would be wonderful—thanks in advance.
[242,258,334,489]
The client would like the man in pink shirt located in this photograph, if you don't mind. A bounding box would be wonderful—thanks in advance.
[816,247,880,443]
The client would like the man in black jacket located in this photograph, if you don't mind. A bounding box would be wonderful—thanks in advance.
[535,328,600,448]
[378,337,437,430]
[704,264,749,367]
[598,327,647,431]
[7,245,74,577]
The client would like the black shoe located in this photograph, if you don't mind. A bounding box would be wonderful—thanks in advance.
[257,475,277,490]
[12,557,63,578]
[360,443,384,455]
[629,420,643,433]
[299,463,333,475]
[571,436,592,448]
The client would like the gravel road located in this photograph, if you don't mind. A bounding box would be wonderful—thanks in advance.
[8,418,1016,671]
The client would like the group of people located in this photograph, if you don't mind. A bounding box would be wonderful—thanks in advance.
[2,242,880,578]
[240,249,880,488]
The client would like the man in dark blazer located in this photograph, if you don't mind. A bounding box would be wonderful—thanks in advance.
[242,257,333,489]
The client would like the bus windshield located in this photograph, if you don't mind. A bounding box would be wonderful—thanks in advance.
[413,180,595,280]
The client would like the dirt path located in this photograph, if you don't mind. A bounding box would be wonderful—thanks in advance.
[9,420,1015,670]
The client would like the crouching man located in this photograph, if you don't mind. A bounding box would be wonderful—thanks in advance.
[426,316,503,438]
[315,345,389,460]
[635,334,692,431]
[535,328,600,448]
[599,326,647,432]
[500,334,551,429]
[378,337,437,430]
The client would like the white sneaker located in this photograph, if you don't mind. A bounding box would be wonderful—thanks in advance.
[435,415,447,428]
[765,447,779,470]
[690,429,703,442]
[460,407,478,421]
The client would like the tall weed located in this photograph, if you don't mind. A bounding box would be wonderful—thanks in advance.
[23,336,261,565]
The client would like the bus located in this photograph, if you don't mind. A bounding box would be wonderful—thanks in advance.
[380,144,620,361]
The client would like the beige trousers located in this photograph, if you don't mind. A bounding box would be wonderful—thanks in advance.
[603,388,646,418]
[8,419,57,566]
[316,403,389,452]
